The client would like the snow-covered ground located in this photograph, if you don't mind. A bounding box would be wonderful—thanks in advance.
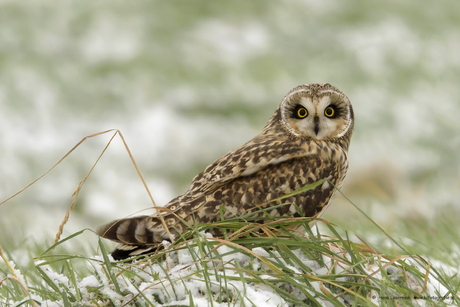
[5,231,452,306]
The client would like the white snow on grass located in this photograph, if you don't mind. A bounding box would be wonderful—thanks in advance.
[17,231,455,306]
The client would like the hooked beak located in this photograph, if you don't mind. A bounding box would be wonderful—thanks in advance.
[314,116,320,135]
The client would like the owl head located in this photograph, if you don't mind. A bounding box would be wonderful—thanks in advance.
[277,83,354,141]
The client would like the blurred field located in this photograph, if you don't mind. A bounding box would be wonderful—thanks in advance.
[0,0,459,265]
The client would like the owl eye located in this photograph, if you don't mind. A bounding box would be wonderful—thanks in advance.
[297,107,308,118]
[324,106,335,117]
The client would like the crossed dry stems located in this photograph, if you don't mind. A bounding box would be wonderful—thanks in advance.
[0,129,172,245]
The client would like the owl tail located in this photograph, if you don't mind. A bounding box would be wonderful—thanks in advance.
[110,244,159,260]
[96,215,173,260]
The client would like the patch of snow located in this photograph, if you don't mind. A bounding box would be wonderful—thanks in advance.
[8,261,26,287]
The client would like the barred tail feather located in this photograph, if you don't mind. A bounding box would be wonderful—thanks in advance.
[96,215,152,244]
[96,215,176,260]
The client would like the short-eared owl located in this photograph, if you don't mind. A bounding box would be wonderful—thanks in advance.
[97,83,354,260]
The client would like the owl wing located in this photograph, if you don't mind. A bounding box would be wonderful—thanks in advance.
[187,132,320,195]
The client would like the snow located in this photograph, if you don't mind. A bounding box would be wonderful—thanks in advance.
[8,261,26,287]
[1,232,449,306]
[79,275,99,288]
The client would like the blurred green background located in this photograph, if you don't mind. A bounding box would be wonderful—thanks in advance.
[0,1,459,261]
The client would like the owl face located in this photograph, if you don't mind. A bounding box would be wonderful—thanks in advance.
[280,84,353,140]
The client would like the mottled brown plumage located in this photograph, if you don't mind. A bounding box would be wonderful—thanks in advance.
[97,83,354,260]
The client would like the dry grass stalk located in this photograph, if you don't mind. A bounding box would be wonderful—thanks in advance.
[0,242,38,307]
[0,129,172,245]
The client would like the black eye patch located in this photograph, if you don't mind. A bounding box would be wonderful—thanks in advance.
[292,105,308,119]
[325,104,343,118]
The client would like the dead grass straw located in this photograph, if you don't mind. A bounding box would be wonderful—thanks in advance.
[0,129,173,245]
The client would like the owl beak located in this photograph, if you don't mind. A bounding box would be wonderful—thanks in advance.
[314,116,320,135]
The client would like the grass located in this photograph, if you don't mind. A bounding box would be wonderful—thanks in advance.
[1,132,458,306]
[1,189,459,306]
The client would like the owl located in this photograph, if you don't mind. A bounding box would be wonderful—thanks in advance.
[97,83,354,260]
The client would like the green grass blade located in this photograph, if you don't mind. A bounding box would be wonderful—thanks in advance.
[98,237,121,293]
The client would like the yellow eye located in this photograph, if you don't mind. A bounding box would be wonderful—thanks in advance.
[324,106,335,117]
[297,107,308,118]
